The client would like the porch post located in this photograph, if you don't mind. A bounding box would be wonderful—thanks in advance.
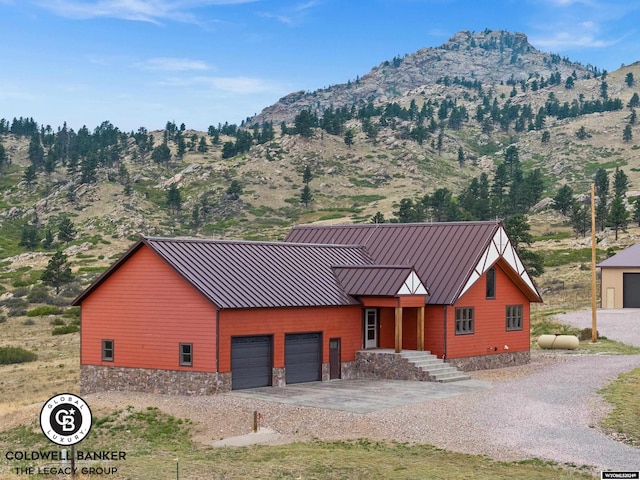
[417,306,425,351]
[395,306,403,353]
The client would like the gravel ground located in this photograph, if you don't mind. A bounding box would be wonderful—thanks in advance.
[556,308,640,347]
[85,351,640,475]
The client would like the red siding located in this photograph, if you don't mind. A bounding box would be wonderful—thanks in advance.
[424,306,446,357]
[218,306,362,372]
[445,262,530,359]
[80,245,217,372]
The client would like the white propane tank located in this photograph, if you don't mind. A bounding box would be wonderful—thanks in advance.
[537,334,579,350]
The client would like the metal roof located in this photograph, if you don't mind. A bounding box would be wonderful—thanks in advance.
[74,237,373,309]
[333,265,429,297]
[597,243,640,268]
[286,221,539,305]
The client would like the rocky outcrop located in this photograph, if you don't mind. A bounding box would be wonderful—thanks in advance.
[250,30,590,126]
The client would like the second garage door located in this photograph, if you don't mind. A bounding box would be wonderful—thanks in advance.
[285,333,321,384]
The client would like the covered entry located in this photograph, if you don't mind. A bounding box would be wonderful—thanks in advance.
[231,336,272,390]
[285,333,321,384]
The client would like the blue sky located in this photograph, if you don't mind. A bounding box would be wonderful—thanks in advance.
[1,0,638,132]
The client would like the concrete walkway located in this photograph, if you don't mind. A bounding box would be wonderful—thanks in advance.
[231,378,491,413]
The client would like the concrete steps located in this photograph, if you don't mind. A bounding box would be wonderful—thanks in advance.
[399,351,470,383]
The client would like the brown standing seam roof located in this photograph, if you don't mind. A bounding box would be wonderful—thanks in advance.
[333,265,428,297]
[285,221,504,305]
[73,237,374,309]
[597,243,640,268]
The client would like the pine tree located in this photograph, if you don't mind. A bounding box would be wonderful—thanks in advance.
[613,168,629,198]
[633,197,640,227]
[300,184,313,207]
[41,251,74,294]
[570,202,589,238]
[19,224,39,249]
[57,216,77,246]
[553,185,574,216]
[370,212,386,223]
[505,214,544,277]
[197,136,209,153]
[623,124,633,142]
[608,195,629,240]
[23,165,37,188]
[344,129,355,147]
[166,184,182,216]
[303,165,312,184]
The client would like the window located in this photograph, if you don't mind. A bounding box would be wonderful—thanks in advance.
[506,305,523,331]
[102,340,114,362]
[486,267,496,299]
[455,307,474,335]
[179,343,193,366]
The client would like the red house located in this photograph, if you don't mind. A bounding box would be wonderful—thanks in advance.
[73,221,541,395]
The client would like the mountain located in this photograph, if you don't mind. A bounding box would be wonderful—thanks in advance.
[250,29,593,126]
[0,29,639,289]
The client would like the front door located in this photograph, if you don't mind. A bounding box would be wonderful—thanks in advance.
[365,308,378,349]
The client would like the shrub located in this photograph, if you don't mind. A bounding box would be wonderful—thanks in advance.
[12,287,29,298]
[10,307,28,317]
[26,306,63,317]
[0,297,27,309]
[50,295,72,307]
[0,315,6,324]
[0,346,38,365]
[531,319,581,337]
[22,318,35,326]
[50,318,66,326]
[578,328,600,341]
[63,306,81,319]
[27,287,52,304]
[52,325,79,335]
[61,283,83,298]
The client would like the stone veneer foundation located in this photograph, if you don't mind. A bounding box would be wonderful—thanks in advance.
[354,351,432,381]
[81,351,530,395]
[80,365,231,396]
[445,351,530,371]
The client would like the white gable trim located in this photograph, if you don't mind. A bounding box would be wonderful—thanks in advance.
[397,271,428,295]
[458,226,537,299]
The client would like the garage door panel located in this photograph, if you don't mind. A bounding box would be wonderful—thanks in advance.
[231,336,271,390]
[285,333,321,384]
[623,273,640,308]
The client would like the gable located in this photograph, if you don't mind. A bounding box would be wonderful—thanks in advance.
[333,266,429,297]
[286,221,541,304]
[457,225,540,301]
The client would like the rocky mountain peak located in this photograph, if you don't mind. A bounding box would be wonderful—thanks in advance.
[250,29,589,126]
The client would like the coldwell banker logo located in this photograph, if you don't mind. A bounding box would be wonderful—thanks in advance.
[40,393,92,446]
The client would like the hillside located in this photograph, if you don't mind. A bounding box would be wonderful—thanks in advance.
[0,29,639,299]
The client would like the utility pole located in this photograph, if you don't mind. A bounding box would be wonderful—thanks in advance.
[591,184,598,343]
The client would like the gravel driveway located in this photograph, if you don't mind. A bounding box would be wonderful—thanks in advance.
[557,308,640,347]
[86,349,640,475]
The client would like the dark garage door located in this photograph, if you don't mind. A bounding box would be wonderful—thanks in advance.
[285,333,321,384]
[231,336,271,390]
[623,273,640,308]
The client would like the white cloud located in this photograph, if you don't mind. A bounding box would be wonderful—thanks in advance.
[36,0,259,24]
[138,57,211,71]
[259,0,321,26]
[154,75,275,94]
[531,30,617,49]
